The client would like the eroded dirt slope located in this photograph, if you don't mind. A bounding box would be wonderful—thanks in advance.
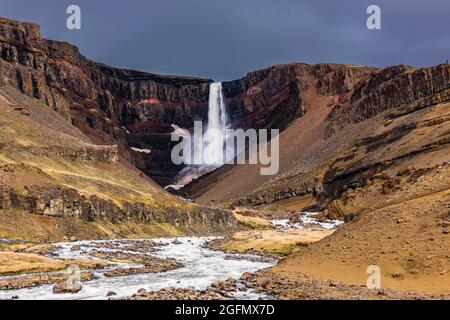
[183,64,450,294]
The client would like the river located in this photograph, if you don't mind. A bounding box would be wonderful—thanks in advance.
[0,237,275,300]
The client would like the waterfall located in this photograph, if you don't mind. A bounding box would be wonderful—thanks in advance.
[166,82,229,190]
[203,82,228,165]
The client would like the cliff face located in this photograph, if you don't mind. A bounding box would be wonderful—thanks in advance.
[326,64,450,135]
[0,17,213,184]
[182,62,450,208]
[0,182,236,231]
[0,17,378,185]
[222,63,376,131]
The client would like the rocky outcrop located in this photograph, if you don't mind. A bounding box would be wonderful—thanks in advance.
[233,181,320,207]
[0,143,118,163]
[326,64,450,135]
[210,63,450,210]
[0,183,238,232]
[222,63,376,131]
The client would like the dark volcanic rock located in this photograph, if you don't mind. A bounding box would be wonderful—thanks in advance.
[326,64,450,135]
[0,17,211,185]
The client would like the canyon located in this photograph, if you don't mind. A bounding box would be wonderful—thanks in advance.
[0,16,449,299]
[0,17,377,186]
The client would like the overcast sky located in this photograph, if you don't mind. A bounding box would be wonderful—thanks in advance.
[1,0,449,80]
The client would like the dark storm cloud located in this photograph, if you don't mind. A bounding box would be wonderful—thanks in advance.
[1,0,449,80]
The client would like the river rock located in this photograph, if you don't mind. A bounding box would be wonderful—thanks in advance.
[52,282,82,294]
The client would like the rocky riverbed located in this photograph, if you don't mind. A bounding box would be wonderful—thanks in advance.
[0,237,275,300]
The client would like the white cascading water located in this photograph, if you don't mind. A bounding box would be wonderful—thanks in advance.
[166,82,230,190]
[202,82,228,165]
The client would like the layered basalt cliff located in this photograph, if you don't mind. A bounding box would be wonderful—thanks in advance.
[0,17,212,184]
[181,62,450,209]
[0,17,378,185]
[326,64,450,135]
[222,63,376,131]
[0,183,236,232]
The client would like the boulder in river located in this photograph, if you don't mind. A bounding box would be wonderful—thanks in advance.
[52,282,82,294]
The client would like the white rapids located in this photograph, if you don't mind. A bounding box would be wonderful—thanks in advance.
[0,237,275,300]
[271,212,344,230]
